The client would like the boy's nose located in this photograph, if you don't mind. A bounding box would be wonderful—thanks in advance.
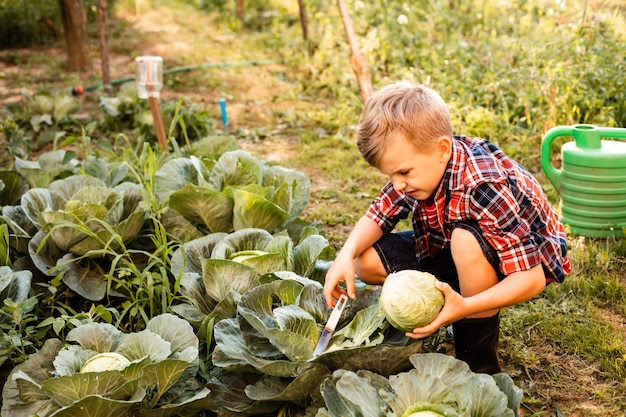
[391,179,406,191]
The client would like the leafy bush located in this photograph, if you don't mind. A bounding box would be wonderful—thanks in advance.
[0,0,61,47]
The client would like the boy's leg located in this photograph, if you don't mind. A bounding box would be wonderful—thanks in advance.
[354,246,387,285]
[449,226,500,318]
[354,231,418,285]
[449,224,501,374]
[355,228,502,374]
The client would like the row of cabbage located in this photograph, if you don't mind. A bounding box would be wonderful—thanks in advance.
[0,136,522,416]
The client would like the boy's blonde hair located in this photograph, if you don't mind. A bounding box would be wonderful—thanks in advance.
[356,82,453,167]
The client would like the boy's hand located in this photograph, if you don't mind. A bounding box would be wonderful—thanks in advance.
[405,281,466,339]
[322,257,356,308]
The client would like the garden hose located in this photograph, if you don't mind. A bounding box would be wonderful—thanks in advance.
[70,58,282,95]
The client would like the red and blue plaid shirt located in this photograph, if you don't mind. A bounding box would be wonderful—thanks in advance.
[366,136,571,283]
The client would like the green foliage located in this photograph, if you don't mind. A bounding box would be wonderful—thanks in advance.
[1,85,217,165]
[155,148,312,235]
[285,0,626,174]
[0,0,116,48]
[0,265,42,366]
[170,227,331,349]
[206,273,427,414]
[97,84,216,151]
[0,0,61,47]
[0,295,43,367]
[0,119,33,162]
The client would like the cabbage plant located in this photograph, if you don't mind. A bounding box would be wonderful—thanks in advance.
[154,150,311,234]
[13,150,79,189]
[0,169,30,207]
[170,227,331,343]
[0,266,30,305]
[206,273,428,416]
[19,174,148,300]
[1,313,216,417]
[1,153,72,262]
[316,353,523,417]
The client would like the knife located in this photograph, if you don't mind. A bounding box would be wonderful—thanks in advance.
[313,294,348,356]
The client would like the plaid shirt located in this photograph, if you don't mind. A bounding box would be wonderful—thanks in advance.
[366,136,571,283]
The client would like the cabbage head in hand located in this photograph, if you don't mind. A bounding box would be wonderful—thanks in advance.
[379,270,444,332]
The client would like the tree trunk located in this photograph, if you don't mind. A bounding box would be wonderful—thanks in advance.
[236,0,244,21]
[297,0,309,43]
[98,0,112,94]
[58,0,89,71]
[336,0,373,103]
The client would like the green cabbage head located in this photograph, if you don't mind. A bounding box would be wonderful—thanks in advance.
[80,352,130,373]
[379,270,444,332]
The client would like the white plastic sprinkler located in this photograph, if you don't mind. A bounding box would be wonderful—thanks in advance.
[135,55,163,98]
[135,55,168,153]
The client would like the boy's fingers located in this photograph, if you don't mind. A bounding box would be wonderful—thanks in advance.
[346,280,356,300]
[435,280,452,296]
[406,328,433,339]
[407,320,439,339]
[323,285,344,308]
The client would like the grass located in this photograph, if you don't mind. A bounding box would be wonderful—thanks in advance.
[501,235,626,413]
[2,0,626,414]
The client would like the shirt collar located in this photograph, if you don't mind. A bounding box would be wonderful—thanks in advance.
[446,136,467,191]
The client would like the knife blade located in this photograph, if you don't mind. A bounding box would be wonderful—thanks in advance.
[313,294,348,356]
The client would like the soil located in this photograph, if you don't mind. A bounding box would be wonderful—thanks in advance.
[1,4,625,416]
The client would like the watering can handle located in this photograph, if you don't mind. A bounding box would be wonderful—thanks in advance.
[541,126,573,190]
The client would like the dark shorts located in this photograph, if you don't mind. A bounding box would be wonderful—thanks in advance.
[372,221,504,292]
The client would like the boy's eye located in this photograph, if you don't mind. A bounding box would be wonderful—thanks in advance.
[398,171,409,176]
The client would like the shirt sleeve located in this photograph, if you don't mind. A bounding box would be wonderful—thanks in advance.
[469,181,542,275]
[365,181,412,234]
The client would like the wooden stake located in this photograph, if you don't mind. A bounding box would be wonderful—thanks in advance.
[148,96,169,154]
[337,0,373,103]
[98,0,112,95]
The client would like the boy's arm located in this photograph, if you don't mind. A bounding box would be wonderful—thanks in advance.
[407,264,546,338]
[323,216,383,308]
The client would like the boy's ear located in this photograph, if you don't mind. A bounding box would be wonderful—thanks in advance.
[436,136,453,161]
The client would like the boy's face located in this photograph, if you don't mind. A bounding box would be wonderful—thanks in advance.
[377,133,451,200]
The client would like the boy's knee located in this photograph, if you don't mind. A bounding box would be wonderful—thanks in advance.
[354,247,387,285]
[450,227,485,266]
[450,226,499,300]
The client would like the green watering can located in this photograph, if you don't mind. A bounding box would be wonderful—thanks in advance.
[541,124,626,238]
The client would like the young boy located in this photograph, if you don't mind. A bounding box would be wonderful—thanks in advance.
[323,82,570,374]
